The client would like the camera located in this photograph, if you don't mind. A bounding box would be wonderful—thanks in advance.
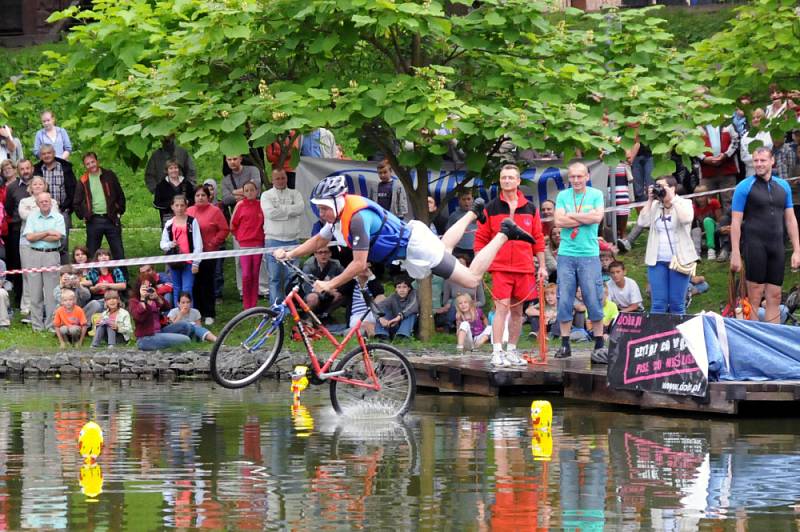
[651,183,667,201]
[146,287,156,294]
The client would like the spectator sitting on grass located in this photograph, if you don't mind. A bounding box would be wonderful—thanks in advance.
[166,292,217,343]
[434,255,486,331]
[455,293,490,353]
[341,263,385,338]
[302,246,344,318]
[138,264,174,307]
[129,273,192,351]
[599,249,615,283]
[606,261,643,313]
[602,284,619,341]
[85,247,127,317]
[92,290,132,348]
[53,289,88,348]
[376,276,418,340]
[690,185,722,260]
[54,266,102,323]
[525,282,557,337]
[70,245,94,288]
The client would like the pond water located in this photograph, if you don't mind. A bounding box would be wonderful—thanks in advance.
[0,379,798,530]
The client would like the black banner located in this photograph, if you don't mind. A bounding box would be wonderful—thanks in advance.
[608,313,708,398]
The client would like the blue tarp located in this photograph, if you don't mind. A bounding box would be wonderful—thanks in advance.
[703,316,800,381]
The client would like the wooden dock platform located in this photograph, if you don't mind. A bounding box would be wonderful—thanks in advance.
[406,349,800,415]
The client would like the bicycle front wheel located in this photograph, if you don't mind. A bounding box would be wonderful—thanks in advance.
[329,343,416,417]
[210,307,284,388]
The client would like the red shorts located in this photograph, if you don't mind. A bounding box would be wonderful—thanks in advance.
[491,271,537,301]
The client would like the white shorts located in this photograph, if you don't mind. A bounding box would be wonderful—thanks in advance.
[400,220,446,279]
[458,321,491,350]
[349,311,376,330]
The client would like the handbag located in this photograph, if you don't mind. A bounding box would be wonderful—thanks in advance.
[661,211,697,277]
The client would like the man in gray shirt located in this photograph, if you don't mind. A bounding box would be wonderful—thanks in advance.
[445,190,477,260]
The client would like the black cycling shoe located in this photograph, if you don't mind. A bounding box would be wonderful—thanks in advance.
[500,218,536,245]
[554,346,572,359]
[471,197,487,224]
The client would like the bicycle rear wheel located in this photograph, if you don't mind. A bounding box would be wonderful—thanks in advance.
[210,307,284,388]
[329,343,416,417]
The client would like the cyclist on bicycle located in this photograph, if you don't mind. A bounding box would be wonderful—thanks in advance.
[272,175,536,295]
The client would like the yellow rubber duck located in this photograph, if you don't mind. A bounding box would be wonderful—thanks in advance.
[78,421,104,462]
[290,365,309,401]
[531,430,553,460]
[79,462,104,499]
[530,400,553,433]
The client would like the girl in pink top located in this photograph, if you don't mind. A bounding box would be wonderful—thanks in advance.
[230,182,265,309]
[160,194,204,307]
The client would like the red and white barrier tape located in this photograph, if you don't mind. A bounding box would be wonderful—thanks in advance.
[3,245,298,276]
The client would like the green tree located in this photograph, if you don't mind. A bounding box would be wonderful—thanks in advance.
[689,0,800,135]
[3,0,722,339]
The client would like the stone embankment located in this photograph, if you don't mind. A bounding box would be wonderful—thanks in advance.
[0,348,215,380]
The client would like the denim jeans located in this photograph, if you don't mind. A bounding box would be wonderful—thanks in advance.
[265,238,298,304]
[186,322,211,341]
[213,243,225,299]
[631,154,654,202]
[556,255,604,323]
[169,264,195,306]
[375,314,417,339]
[648,261,691,315]
[136,321,193,351]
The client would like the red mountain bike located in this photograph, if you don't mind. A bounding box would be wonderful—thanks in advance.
[209,260,416,417]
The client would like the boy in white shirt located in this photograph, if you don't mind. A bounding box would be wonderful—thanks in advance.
[606,261,643,313]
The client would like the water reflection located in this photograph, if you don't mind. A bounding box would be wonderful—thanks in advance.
[0,381,797,529]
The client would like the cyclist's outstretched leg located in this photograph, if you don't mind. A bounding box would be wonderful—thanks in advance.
[440,198,486,252]
[444,218,535,289]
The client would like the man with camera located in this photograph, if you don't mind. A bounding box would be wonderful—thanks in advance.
[0,125,23,164]
[730,147,800,323]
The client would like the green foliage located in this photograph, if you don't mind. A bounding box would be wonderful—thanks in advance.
[1,0,722,185]
[688,0,800,140]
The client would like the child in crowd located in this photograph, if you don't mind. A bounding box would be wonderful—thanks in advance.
[602,285,619,340]
[230,181,264,310]
[0,260,10,328]
[690,185,722,260]
[166,292,217,342]
[341,263,385,338]
[376,276,419,340]
[606,261,643,312]
[84,248,127,324]
[92,290,132,347]
[53,289,88,348]
[599,249,615,283]
[525,282,557,337]
[71,246,94,288]
[455,293,491,353]
[54,266,102,320]
[435,255,486,331]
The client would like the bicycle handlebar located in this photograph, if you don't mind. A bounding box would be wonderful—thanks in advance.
[277,257,384,318]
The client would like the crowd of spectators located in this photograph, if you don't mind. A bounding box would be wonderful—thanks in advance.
[1,86,799,357]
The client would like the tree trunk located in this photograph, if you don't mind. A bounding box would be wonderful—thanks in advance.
[405,167,434,341]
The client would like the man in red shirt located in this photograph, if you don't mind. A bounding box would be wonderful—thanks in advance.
[475,164,547,367]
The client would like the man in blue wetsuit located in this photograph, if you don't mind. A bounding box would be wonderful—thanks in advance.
[730,146,800,323]
[273,175,535,294]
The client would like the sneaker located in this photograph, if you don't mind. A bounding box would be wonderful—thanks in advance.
[490,351,510,367]
[707,249,716,261]
[505,349,528,367]
[591,347,609,364]
[554,346,572,359]
[21,317,31,324]
[528,330,538,338]
[471,197,487,224]
[616,238,631,253]
[500,218,536,244]
[204,317,215,326]
[717,249,730,262]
